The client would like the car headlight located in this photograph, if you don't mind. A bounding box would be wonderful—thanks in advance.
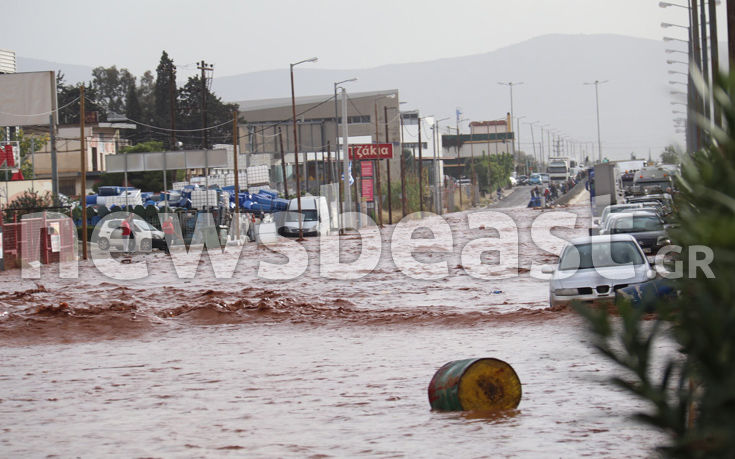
[657,236,671,246]
[554,288,578,296]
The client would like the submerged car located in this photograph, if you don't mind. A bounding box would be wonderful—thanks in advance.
[543,234,656,307]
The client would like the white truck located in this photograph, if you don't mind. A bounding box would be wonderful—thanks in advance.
[546,157,571,183]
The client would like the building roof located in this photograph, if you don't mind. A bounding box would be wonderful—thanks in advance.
[235,89,399,112]
[470,120,507,127]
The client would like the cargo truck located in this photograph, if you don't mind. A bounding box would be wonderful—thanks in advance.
[546,157,571,183]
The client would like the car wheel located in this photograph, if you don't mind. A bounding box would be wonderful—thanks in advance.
[98,237,109,250]
[139,239,152,252]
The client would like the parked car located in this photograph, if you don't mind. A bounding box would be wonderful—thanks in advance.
[278,196,332,237]
[599,210,669,255]
[518,175,528,185]
[529,174,542,185]
[626,193,673,216]
[95,218,166,252]
[540,173,550,184]
[592,203,647,230]
[543,234,656,307]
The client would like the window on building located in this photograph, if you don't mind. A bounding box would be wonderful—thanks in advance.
[348,115,370,124]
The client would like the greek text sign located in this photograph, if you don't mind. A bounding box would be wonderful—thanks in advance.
[349,144,393,160]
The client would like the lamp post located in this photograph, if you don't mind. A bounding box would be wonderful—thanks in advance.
[584,80,608,164]
[290,56,318,240]
[333,78,357,232]
[516,115,526,174]
[525,121,538,172]
[334,78,357,181]
[431,117,449,214]
[384,104,403,224]
[498,81,523,154]
[373,94,396,227]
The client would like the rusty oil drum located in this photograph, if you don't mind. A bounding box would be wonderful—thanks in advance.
[427,358,522,412]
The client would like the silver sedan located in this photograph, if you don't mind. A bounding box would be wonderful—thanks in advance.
[543,234,656,307]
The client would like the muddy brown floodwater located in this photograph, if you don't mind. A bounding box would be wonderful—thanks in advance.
[0,200,668,457]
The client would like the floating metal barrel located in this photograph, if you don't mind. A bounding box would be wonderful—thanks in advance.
[428,358,522,412]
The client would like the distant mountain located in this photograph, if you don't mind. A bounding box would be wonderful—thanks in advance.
[17,56,93,85]
[213,34,695,161]
[18,34,711,160]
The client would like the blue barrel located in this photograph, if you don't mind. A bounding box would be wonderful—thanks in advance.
[428,358,522,412]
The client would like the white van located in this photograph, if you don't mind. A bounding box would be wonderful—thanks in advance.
[279,196,331,237]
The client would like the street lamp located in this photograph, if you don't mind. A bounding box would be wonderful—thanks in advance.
[431,117,449,214]
[661,22,689,30]
[333,78,357,231]
[373,93,396,227]
[659,1,690,9]
[663,36,688,45]
[334,77,358,163]
[498,81,524,153]
[525,121,539,170]
[290,56,318,240]
[384,103,404,224]
[584,79,608,164]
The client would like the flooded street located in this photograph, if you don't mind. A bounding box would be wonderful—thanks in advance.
[0,198,668,457]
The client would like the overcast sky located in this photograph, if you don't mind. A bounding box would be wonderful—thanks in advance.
[3,0,726,80]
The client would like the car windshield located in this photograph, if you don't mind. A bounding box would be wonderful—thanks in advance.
[559,241,645,270]
[134,220,157,232]
[612,216,663,233]
[286,210,318,222]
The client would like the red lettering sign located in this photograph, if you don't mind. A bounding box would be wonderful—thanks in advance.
[348,143,393,160]
[361,178,374,201]
[360,161,373,177]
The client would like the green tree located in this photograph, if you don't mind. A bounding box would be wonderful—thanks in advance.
[90,65,136,116]
[153,51,177,149]
[577,71,735,457]
[463,153,514,193]
[177,74,238,149]
[660,145,680,165]
[56,72,105,124]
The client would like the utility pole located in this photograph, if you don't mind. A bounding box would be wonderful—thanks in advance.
[232,111,240,241]
[278,127,288,197]
[341,87,351,230]
[198,60,214,149]
[691,0,703,150]
[49,114,58,196]
[373,103,383,227]
[699,0,710,125]
[418,117,424,216]
[728,0,735,68]
[384,105,393,225]
[80,85,87,260]
[400,114,407,218]
[709,0,721,128]
[169,64,176,150]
